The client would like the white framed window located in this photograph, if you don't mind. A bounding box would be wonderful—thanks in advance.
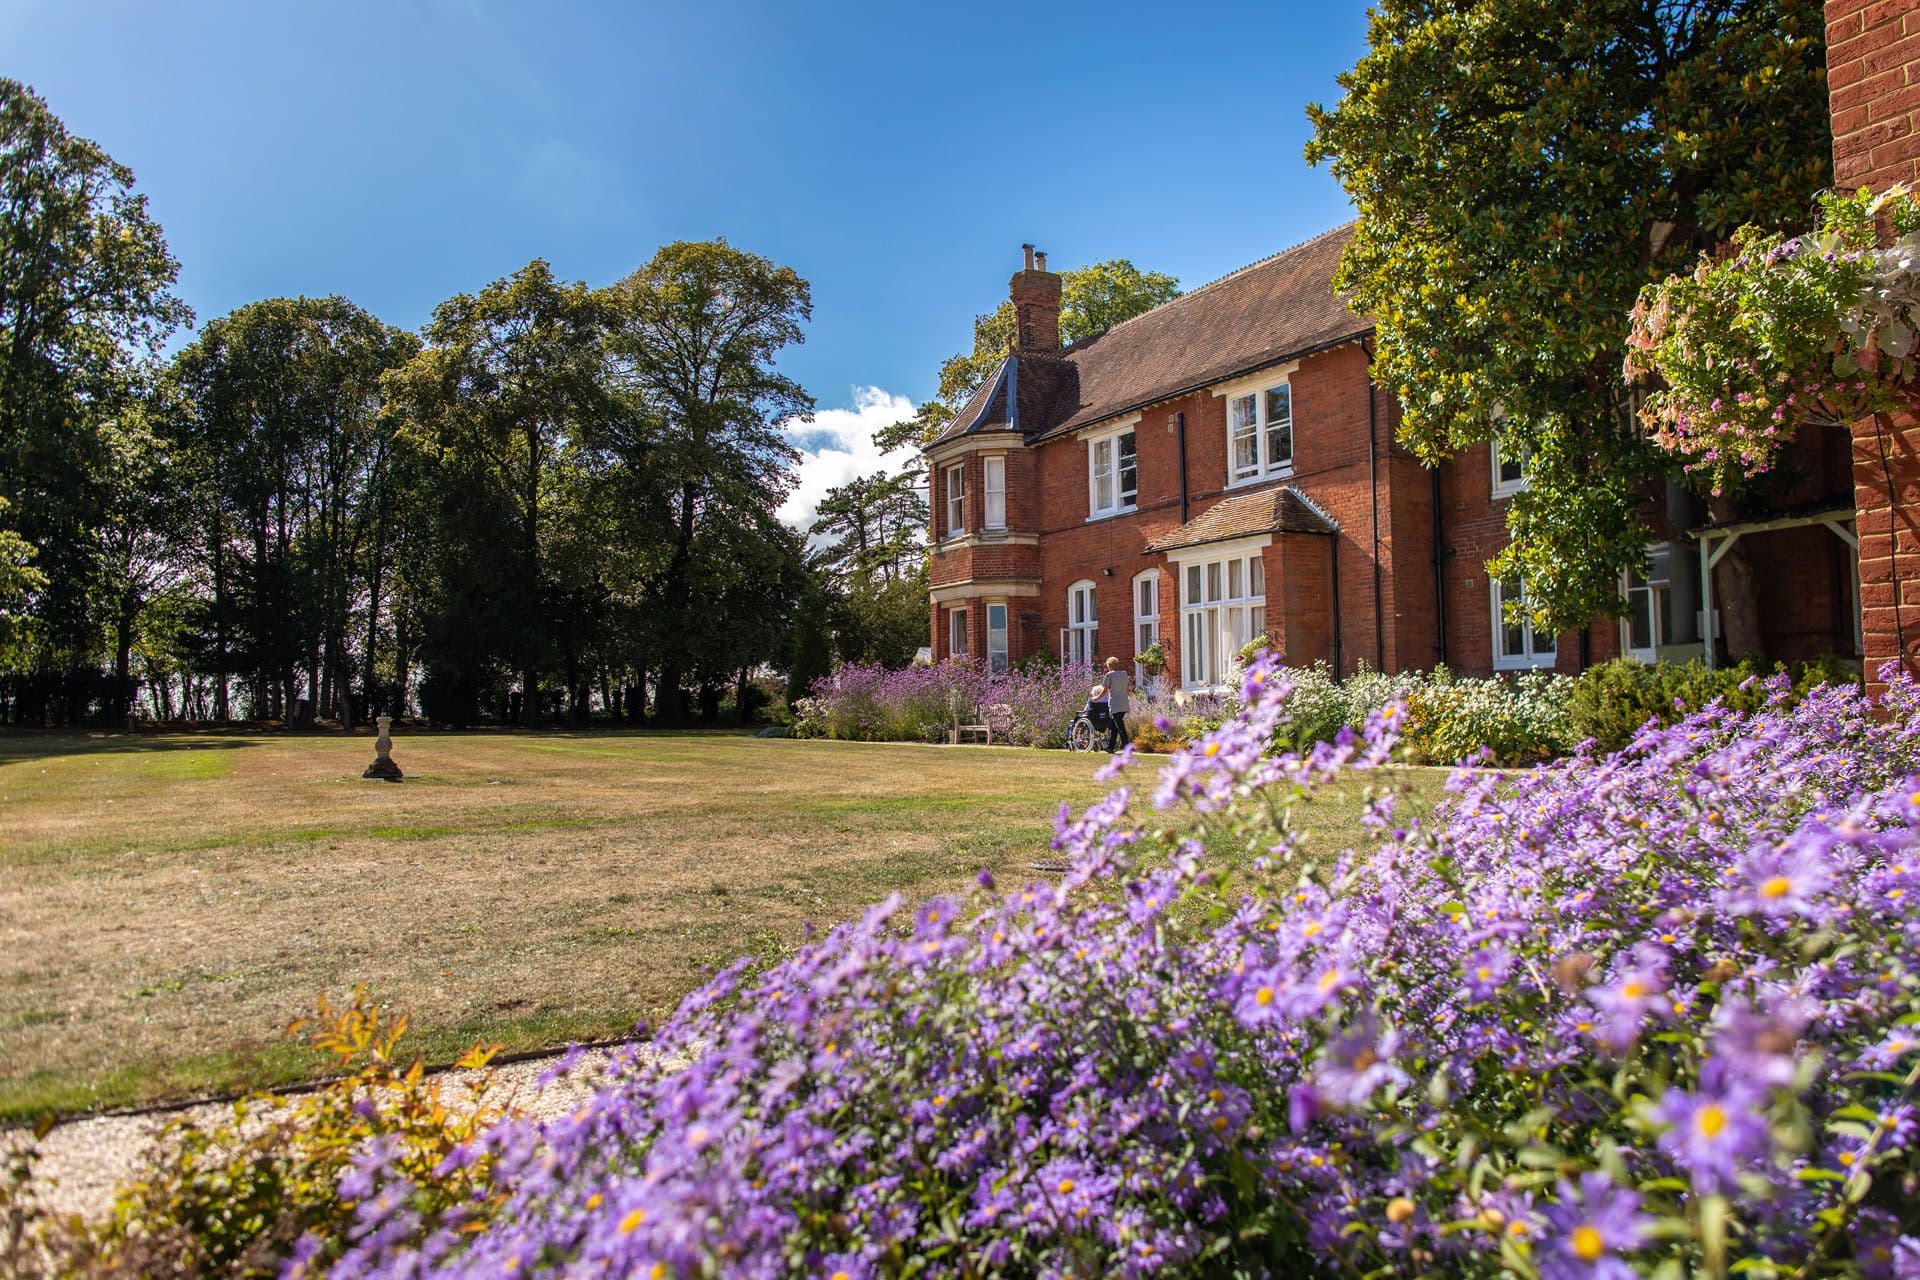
[1088,428,1137,518]
[1491,436,1530,499]
[982,456,1006,530]
[1229,382,1293,484]
[986,603,1009,676]
[948,607,969,658]
[1063,580,1098,665]
[1492,576,1556,670]
[944,463,965,536]
[1133,570,1160,684]
[1178,549,1267,690]
[1621,542,1703,663]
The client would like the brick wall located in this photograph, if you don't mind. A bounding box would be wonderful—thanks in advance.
[1830,0,1920,691]
[1828,0,1920,191]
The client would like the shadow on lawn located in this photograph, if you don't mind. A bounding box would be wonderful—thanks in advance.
[0,730,265,763]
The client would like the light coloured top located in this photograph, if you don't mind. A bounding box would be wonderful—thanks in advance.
[1102,669,1130,715]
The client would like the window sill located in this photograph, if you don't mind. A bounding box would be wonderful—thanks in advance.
[1492,657,1556,672]
[1086,505,1139,523]
[1490,483,1529,501]
[1225,469,1294,491]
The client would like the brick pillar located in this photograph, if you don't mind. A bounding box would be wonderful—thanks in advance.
[1830,0,1920,691]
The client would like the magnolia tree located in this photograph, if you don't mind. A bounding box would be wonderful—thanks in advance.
[1627,185,1920,494]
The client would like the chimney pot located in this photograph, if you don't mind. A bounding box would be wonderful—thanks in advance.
[1022,243,1035,271]
[1035,250,1048,272]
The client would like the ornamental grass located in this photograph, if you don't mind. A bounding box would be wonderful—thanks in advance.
[177,660,1920,1274]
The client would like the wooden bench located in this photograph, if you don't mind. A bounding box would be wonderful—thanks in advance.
[951,702,1013,745]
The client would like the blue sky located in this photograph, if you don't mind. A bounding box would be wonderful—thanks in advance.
[3,0,1368,523]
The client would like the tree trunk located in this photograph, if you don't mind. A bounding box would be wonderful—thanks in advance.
[1704,496,1765,661]
[654,483,699,724]
[735,666,751,726]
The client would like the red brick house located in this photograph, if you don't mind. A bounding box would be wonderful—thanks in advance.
[924,230,1863,691]
[1828,0,1920,694]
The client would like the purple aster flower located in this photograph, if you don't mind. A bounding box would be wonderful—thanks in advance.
[1462,946,1512,1002]
[1314,1019,1409,1108]
[1655,1083,1772,1193]
[1720,834,1836,918]
[1541,1173,1653,1280]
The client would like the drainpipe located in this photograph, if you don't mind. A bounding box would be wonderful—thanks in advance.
[1329,533,1343,676]
[1363,339,1384,671]
[1430,468,1447,667]
[1175,411,1189,524]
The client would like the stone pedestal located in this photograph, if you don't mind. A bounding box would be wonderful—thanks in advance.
[362,714,403,782]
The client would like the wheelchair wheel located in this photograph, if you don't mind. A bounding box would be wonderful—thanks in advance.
[1067,716,1096,752]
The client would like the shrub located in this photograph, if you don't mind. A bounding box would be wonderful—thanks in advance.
[311,658,1920,1277]
[1270,661,1572,765]
[1570,655,1861,754]
[6,991,505,1279]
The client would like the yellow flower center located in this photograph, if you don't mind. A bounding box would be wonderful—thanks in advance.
[1476,966,1493,981]
[1385,1197,1415,1223]
[620,1207,647,1234]
[1254,986,1275,1006]
[1760,875,1793,899]
[586,1193,603,1210]
[1696,1103,1727,1139]
[1621,980,1647,999]
[1317,969,1341,993]
[1058,1178,1076,1194]
[1204,741,1221,757]
[1572,1224,1605,1262]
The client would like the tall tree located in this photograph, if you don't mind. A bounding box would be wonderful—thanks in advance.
[809,471,927,586]
[386,262,604,727]
[877,259,1180,452]
[601,239,813,721]
[167,297,417,724]
[0,78,189,715]
[1306,0,1831,639]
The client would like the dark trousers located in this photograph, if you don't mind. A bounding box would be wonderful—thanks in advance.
[1105,712,1130,752]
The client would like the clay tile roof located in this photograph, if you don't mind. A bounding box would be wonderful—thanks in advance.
[1034,225,1369,441]
[1143,485,1337,554]
[926,224,1370,453]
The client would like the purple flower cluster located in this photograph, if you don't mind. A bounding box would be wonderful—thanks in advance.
[794,659,1098,749]
[319,655,1920,1278]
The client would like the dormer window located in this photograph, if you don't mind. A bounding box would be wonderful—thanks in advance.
[1088,427,1137,518]
[1229,383,1292,484]
[944,463,965,536]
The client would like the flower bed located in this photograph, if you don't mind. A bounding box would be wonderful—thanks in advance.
[300,657,1920,1278]
[792,660,1099,749]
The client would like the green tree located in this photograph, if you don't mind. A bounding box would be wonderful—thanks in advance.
[809,471,927,586]
[167,297,418,724]
[786,580,834,710]
[601,239,813,722]
[876,259,1180,452]
[386,262,605,727]
[0,78,190,715]
[1306,0,1831,642]
[0,497,45,663]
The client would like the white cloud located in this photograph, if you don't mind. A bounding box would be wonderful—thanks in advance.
[779,386,919,535]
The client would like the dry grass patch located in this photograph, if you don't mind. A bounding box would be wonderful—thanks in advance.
[0,730,1439,1120]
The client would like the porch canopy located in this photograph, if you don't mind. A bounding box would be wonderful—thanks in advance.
[1690,497,1858,670]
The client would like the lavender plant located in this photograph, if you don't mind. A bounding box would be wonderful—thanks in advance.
[319,657,1920,1278]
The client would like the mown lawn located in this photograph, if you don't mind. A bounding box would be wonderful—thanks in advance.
[0,729,1439,1120]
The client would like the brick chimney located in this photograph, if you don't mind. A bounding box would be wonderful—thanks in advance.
[1010,243,1062,354]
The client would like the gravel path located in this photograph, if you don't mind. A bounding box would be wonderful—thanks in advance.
[6,1047,618,1223]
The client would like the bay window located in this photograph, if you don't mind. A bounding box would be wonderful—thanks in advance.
[1492,576,1556,670]
[948,607,969,658]
[986,603,1009,676]
[1088,427,1137,518]
[1229,382,1293,483]
[983,455,1006,530]
[944,463,965,536]
[1178,549,1267,690]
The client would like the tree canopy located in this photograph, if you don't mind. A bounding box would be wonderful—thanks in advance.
[1306,0,1832,633]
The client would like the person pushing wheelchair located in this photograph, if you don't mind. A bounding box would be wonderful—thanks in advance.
[1098,656,1131,753]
